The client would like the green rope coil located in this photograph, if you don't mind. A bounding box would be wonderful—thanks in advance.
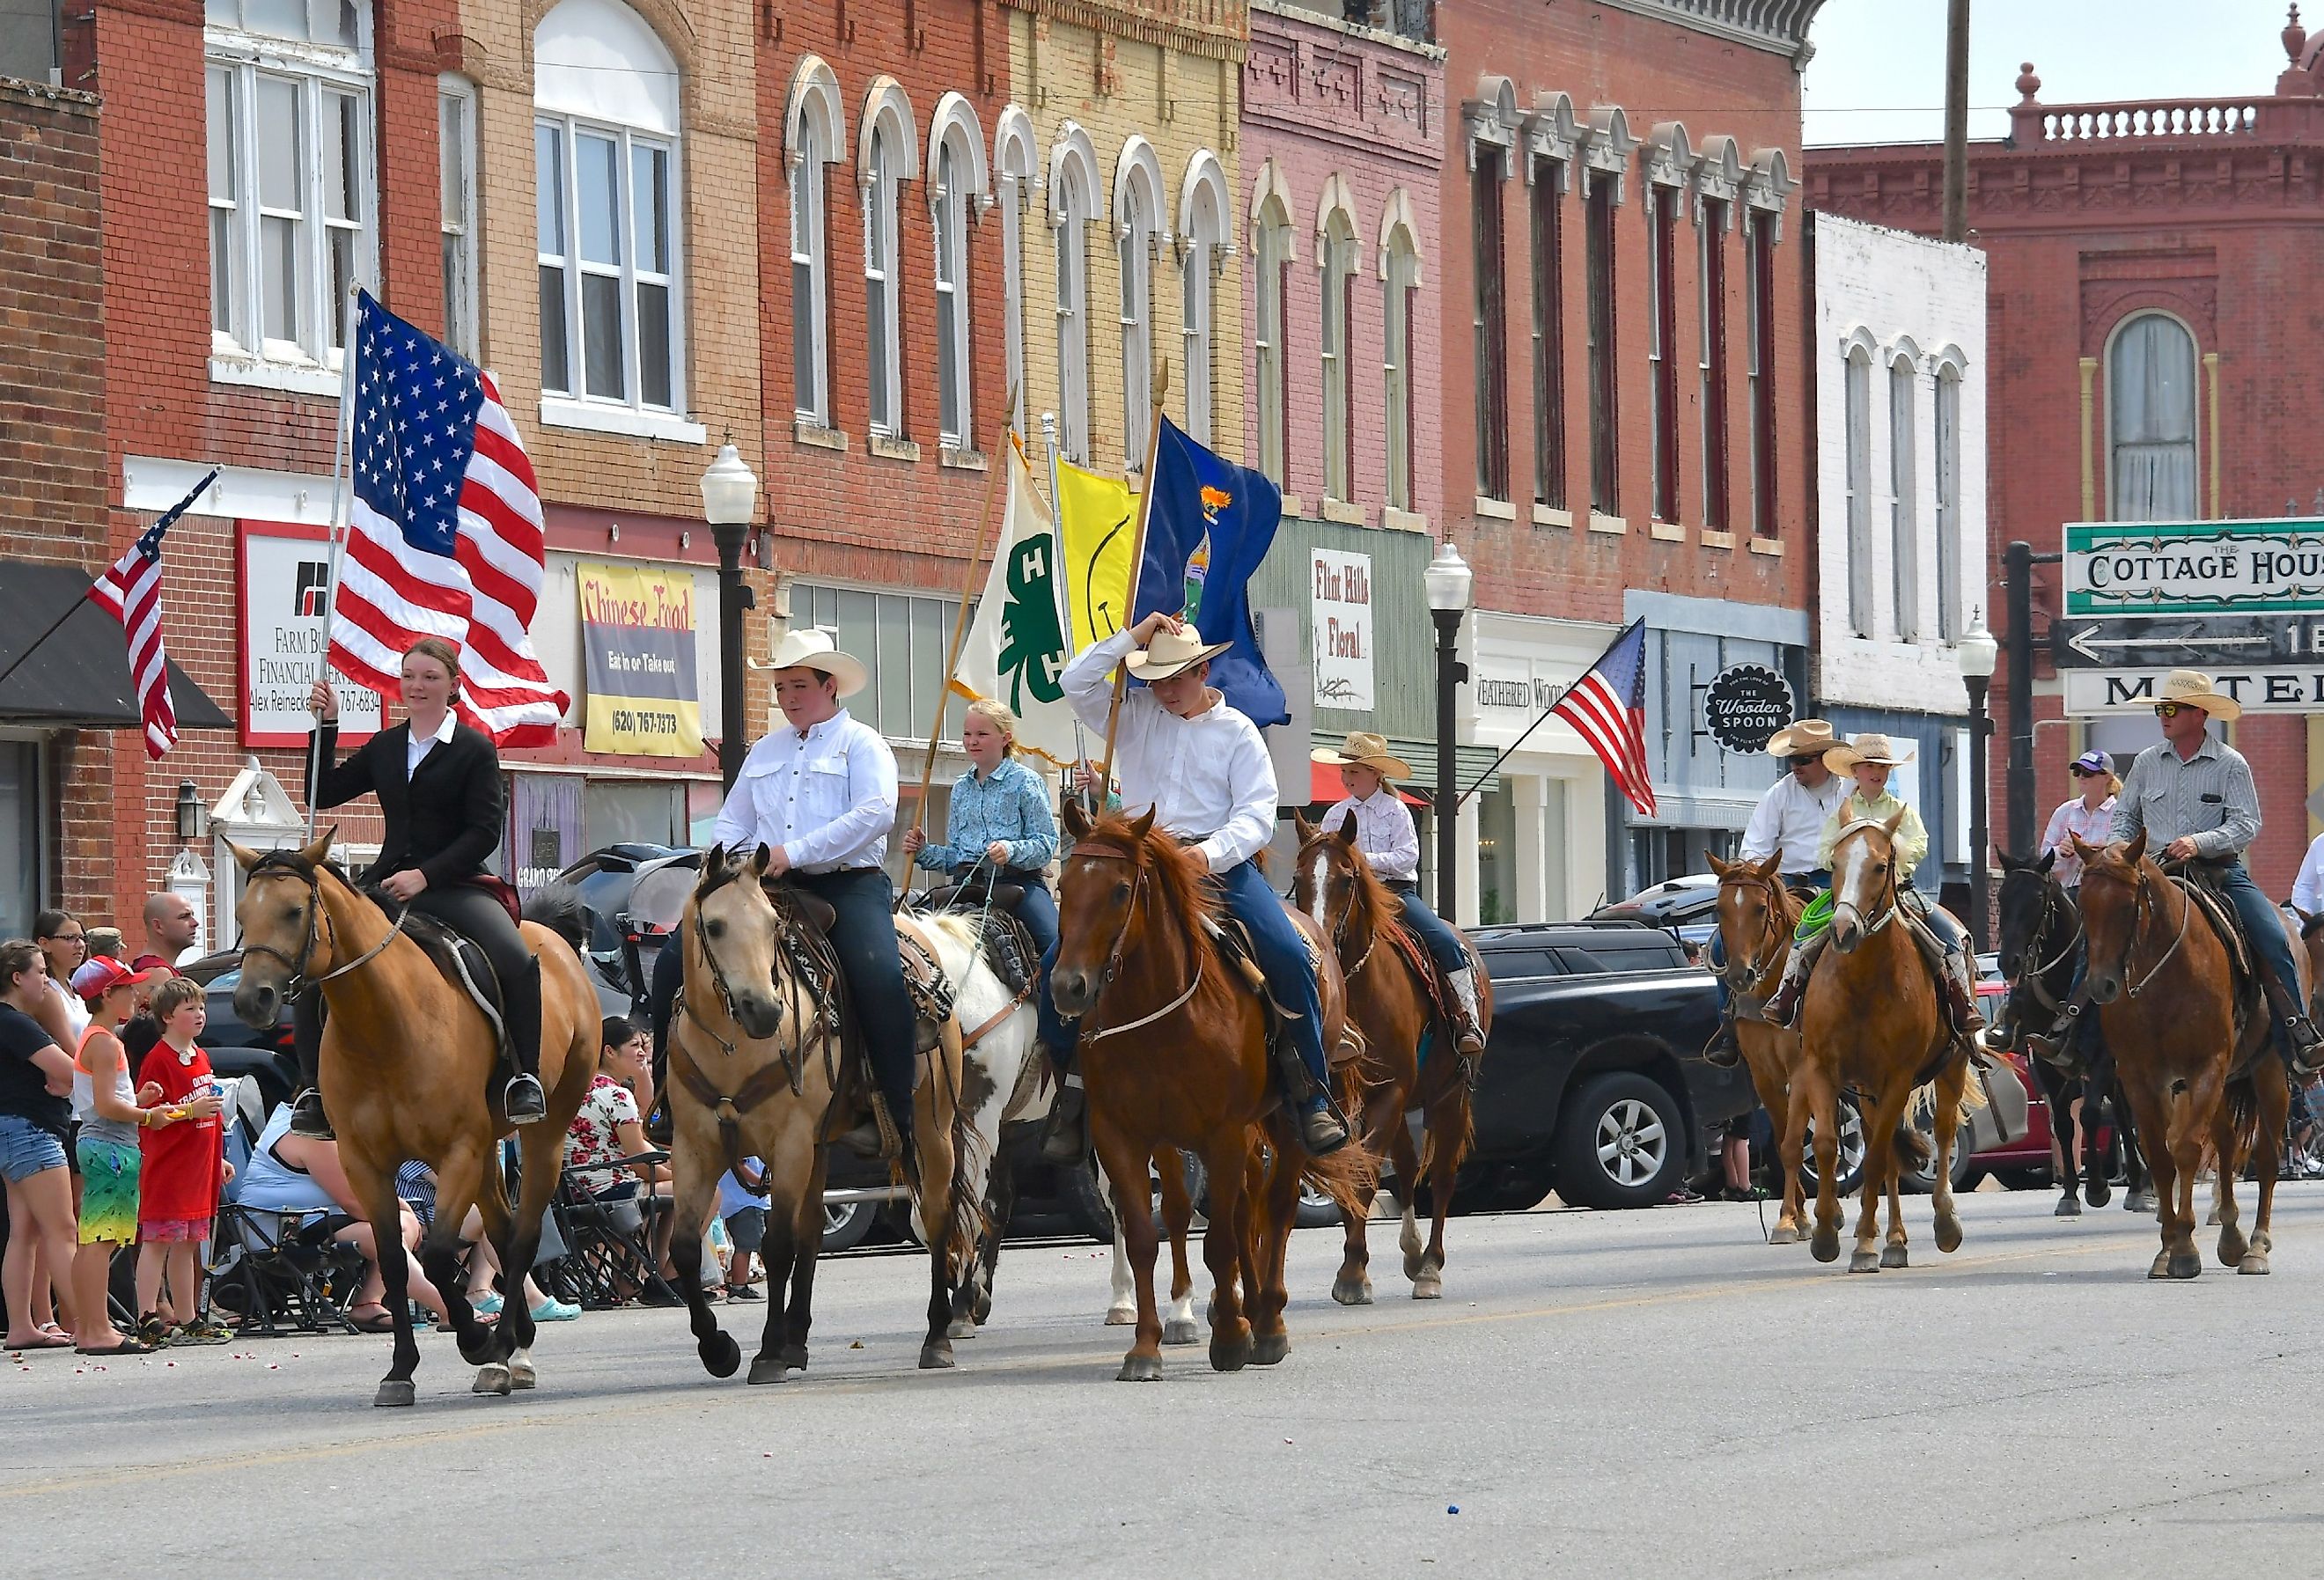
[1794,889,1835,944]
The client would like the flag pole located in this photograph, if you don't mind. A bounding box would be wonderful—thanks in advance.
[1041,410,1096,816]
[306,284,363,840]
[1097,362,1171,794]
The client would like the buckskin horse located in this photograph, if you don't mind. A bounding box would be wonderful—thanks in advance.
[662,844,984,1380]
[1290,814,1491,1303]
[228,832,599,1406]
[2070,834,2295,1278]
[1705,850,1812,1244]
[1052,806,1374,1380]
[1791,813,1977,1272]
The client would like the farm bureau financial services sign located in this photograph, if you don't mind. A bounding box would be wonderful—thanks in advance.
[238,522,383,747]
[579,561,703,756]
[1312,547,1374,712]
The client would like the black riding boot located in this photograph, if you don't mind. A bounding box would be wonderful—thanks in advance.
[289,987,333,1140]
[502,959,548,1125]
[1040,1047,1086,1166]
[2264,978,2324,1075]
[1703,1011,1743,1069]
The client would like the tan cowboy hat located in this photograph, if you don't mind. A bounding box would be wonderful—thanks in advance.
[1312,731,1414,780]
[2154,667,2242,723]
[761,625,868,698]
[1823,731,1916,771]
[1766,719,1839,759]
[1126,626,1232,682]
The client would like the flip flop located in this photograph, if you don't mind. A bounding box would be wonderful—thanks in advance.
[346,1308,398,1334]
[7,1333,74,1350]
[74,1338,156,1357]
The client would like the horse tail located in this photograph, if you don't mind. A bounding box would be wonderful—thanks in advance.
[1892,1121,1934,1173]
[1298,1133,1381,1225]
[2223,1076,2262,1180]
[943,1073,993,1284]
[1417,1084,1477,1184]
[520,882,590,953]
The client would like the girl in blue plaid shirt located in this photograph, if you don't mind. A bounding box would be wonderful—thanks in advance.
[902,701,1060,968]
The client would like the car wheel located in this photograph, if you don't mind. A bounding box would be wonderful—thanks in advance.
[1294,1177,1342,1230]
[1900,1115,1984,1194]
[1056,1158,1117,1245]
[1993,1165,2049,1192]
[820,1197,877,1253]
[1553,1073,1687,1210]
[1797,1093,1867,1199]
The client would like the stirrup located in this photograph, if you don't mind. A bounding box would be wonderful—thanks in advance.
[288,1088,335,1141]
[504,1073,548,1125]
[1703,1020,1742,1069]
[2289,1018,2324,1076]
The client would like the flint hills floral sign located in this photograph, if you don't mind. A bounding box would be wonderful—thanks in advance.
[2065,518,2324,616]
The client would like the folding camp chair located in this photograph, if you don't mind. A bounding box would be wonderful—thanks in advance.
[545,1152,680,1310]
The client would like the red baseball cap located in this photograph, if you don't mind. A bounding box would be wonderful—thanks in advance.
[71,956,166,1009]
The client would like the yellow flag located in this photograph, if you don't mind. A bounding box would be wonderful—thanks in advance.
[1053,458,1139,650]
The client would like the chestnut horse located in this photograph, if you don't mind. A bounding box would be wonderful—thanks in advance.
[2070,834,2293,1278]
[1052,806,1374,1380]
[228,832,598,1407]
[1705,850,1811,1244]
[1791,813,1975,1273]
[1290,815,1493,1303]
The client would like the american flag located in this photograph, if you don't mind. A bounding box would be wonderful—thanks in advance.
[331,290,567,746]
[1551,617,1658,818]
[87,471,214,760]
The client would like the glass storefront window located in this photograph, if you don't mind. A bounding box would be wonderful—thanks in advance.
[1477,783,1518,926]
[585,777,685,850]
[0,740,38,938]
[792,582,965,742]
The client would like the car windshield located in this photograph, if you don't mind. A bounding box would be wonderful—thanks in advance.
[628,867,695,937]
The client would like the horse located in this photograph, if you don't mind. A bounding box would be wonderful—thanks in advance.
[1790,812,1975,1273]
[661,844,985,1379]
[1289,814,1492,1303]
[2070,834,2294,1278]
[1052,805,1375,1380]
[226,832,599,1407]
[1704,850,1813,1244]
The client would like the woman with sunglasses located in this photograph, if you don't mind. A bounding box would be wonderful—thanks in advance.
[2041,750,2119,893]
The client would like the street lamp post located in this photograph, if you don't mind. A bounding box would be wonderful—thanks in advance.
[1956,621,1999,952]
[699,441,760,792]
[1423,541,1473,922]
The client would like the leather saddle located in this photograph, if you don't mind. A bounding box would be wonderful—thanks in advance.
[915,882,1041,999]
[1386,922,1462,1040]
[2162,857,2264,1031]
[754,877,952,1058]
[1202,907,1363,1082]
[383,900,516,1074]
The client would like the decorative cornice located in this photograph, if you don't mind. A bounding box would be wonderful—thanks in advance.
[999,0,1248,64]
[1588,0,1825,68]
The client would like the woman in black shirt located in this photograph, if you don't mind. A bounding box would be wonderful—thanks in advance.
[0,940,85,1348]
[294,638,544,1137]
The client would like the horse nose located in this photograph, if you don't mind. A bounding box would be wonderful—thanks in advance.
[234,981,280,1029]
[733,993,784,1041]
[1052,967,1092,1016]
[1832,915,1862,954]
[2087,971,2121,1006]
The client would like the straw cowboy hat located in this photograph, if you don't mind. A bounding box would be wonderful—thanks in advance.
[1125,626,1232,683]
[1313,731,1414,781]
[1823,731,1916,772]
[2154,667,2242,723]
[760,625,868,697]
[1765,719,1840,759]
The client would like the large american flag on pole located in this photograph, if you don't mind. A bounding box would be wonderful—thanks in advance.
[87,470,216,760]
[331,290,567,746]
[1550,617,1658,818]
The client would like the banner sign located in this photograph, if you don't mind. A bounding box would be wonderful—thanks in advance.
[1310,547,1374,711]
[1703,664,1794,754]
[578,561,703,756]
[235,522,383,747]
[2064,518,2324,616]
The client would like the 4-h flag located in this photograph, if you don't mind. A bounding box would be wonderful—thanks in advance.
[1151,417,1288,728]
[950,439,1077,768]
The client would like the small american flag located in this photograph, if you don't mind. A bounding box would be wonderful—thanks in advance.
[1551,617,1658,818]
[87,471,214,760]
[331,290,566,746]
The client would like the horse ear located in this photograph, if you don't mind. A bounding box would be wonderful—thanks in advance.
[1335,818,1359,849]
[2034,849,2056,876]
[750,843,771,876]
[1293,810,1313,840]
[2125,828,2148,866]
[1753,850,1783,880]
[1063,800,1092,841]
[1881,808,1906,837]
[1129,806,1158,842]
[224,838,263,873]
[1996,849,2022,872]
[1707,852,1732,878]
[298,826,336,868]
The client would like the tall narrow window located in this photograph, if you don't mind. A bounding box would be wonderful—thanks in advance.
[208,65,239,341]
[1055,162,1092,462]
[438,79,479,357]
[997,138,1031,430]
[1180,170,1225,448]
[864,125,902,437]
[1321,207,1357,503]
[1936,364,1963,639]
[1890,357,1919,642]
[1843,348,1873,638]
[1646,184,1679,522]
[1585,177,1619,518]
[1529,160,1565,514]
[932,137,971,449]
[1472,151,1509,503]
[1699,199,1729,533]
[1254,195,1292,485]
[1119,179,1154,467]
[2107,312,2197,521]
[1384,225,1419,512]
[1747,212,1778,534]
[790,112,831,426]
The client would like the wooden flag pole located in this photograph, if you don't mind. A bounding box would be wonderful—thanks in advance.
[306,283,364,840]
[1097,361,1172,795]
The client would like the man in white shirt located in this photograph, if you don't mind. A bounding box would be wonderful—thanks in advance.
[2292,828,2324,922]
[1705,720,1847,1067]
[1048,611,1347,1158]
[708,628,916,1155]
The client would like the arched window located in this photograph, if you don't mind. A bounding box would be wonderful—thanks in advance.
[1051,127,1099,463]
[860,81,916,441]
[1319,190,1358,504]
[1382,215,1420,513]
[1889,351,1919,643]
[994,107,1037,430]
[1843,342,1873,638]
[1115,140,1162,467]
[1252,165,1294,487]
[928,95,985,451]
[783,56,842,430]
[1179,151,1228,449]
[1934,356,1965,640]
[2108,312,2197,521]
[534,0,684,417]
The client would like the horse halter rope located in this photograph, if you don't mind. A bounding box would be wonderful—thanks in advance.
[237,853,408,1000]
[1065,840,1204,1045]
[2082,859,2192,1002]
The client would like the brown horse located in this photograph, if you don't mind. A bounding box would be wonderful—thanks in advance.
[1705,850,1811,1244]
[1791,813,1975,1273]
[1290,815,1492,1304]
[660,843,985,1380]
[2071,834,2294,1278]
[228,832,598,1406]
[1053,805,1374,1380]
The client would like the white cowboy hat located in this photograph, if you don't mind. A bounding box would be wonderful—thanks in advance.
[1312,731,1414,781]
[1126,626,1232,683]
[1766,719,1840,759]
[1823,731,1916,771]
[2153,667,2242,723]
[761,625,867,698]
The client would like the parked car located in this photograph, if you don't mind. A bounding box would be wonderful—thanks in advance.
[1587,876,1720,952]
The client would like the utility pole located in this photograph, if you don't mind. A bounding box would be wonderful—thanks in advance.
[1943,0,1970,241]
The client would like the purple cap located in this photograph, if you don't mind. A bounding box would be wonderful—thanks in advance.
[2070,749,2114,775]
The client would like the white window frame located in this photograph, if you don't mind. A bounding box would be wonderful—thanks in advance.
[1051,125,1099,465]
[927,94,988,452]
[2105,310,2201,524]
[438,75,480,358]
[1253,185,1294,488]
[1889,351,1920,643]
[1935,358,1964,641]
[535,113,686,429]
[1319,200,1357,504]
[1842,342,1874,639]
[1178,151,1228,451]
[994,109,1038,433]
[1118,185,1154,469]
[790,113,833,429]
[1382,220,1420,513]
[864,121,905,439]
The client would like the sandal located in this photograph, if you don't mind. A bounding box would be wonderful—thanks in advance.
[75,1337,157,1357]
[7,1332,73,1350]
[346,1307,398,1334]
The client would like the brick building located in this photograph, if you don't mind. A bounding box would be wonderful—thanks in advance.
[1807,24,2324,894]
[1439,0,1821,918]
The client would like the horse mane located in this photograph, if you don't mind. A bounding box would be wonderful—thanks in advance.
[1084,812,1221,950]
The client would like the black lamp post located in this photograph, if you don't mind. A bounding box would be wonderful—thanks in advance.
[699,441,760,791]
[1957,620,1998,952]
[1423,540,1472,919]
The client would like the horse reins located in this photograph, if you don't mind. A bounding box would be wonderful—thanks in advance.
[1828,819,1902,939]
[1065,840,1207,1045]
[1721,869,1796,998]
[2085,860,2193,1001]
[238,855,408,998]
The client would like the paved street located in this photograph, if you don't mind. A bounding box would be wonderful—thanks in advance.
[10,1184,2324,1577]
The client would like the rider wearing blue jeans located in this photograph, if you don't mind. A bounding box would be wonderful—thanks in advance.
[901,699,1059,977]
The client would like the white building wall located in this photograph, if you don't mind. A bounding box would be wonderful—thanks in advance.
[1810,211,1989,715]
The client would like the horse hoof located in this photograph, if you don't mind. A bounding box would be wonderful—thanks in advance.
[1767,1224,1801,1246]
[1162,1319,1199,1347]
[945,1316,976,1340]
[2149,1250,2173,1280]
[508,1357,536,1391]
[2086,1178,2111,1209]
[1879,1244,1909,1270]
[701,1332,741,1378]
[2239,1253,2272,1275]
[2054,1194,2082,1218]
[472,1363,512,1396]
[746,1355,788,1385]
[2169,1251,2203,1281]
[1330,1275,1372,1306]
[1412,1274,1443,1301]
[1848,1249,1882,1274]
[1248,1332,1289,1367]
[781,1344,809,1372]
[1934,1215,1963,1254]
[1811,1224,1842,1264]
[919,1341,955,1371]
[973,1293,994,1326]
[2127,1192,2157,1215]
[2218,1229,2250,1268]
[1209,1332,1253,1373]
[2205,1207,2221,1228]
[1104,1304,1136,1327]
[1117,1353,1164,1382]
[374,1380,416,1408]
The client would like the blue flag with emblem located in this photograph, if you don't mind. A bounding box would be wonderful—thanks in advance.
[1147,416,1288,727]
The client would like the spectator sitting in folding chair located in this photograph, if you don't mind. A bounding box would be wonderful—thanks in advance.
[562,1016,680,1304]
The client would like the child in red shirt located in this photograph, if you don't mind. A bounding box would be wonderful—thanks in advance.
[135,977,232,1343]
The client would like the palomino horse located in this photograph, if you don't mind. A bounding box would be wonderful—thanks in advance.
[1705,850,1812,1244]
[228,833,599,1406]
[1052,806,1374,1380]
[1791,812,1975,1273]
[2070,834,2295,1278]
[662,845,984,1379]
[1290,814,1493,1303]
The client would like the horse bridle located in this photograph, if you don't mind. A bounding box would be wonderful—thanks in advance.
[2003,873,2083,1014]
[1719,867,1794,996]
[676,858,790,1068]
[2080,857,2191,1002]
[1828,820,1902,939]
[237,854,408,1000]
[1064,840,1204,1044]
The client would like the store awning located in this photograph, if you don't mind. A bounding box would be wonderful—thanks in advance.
[0,559,233,731]
[1304,760,1427,808]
